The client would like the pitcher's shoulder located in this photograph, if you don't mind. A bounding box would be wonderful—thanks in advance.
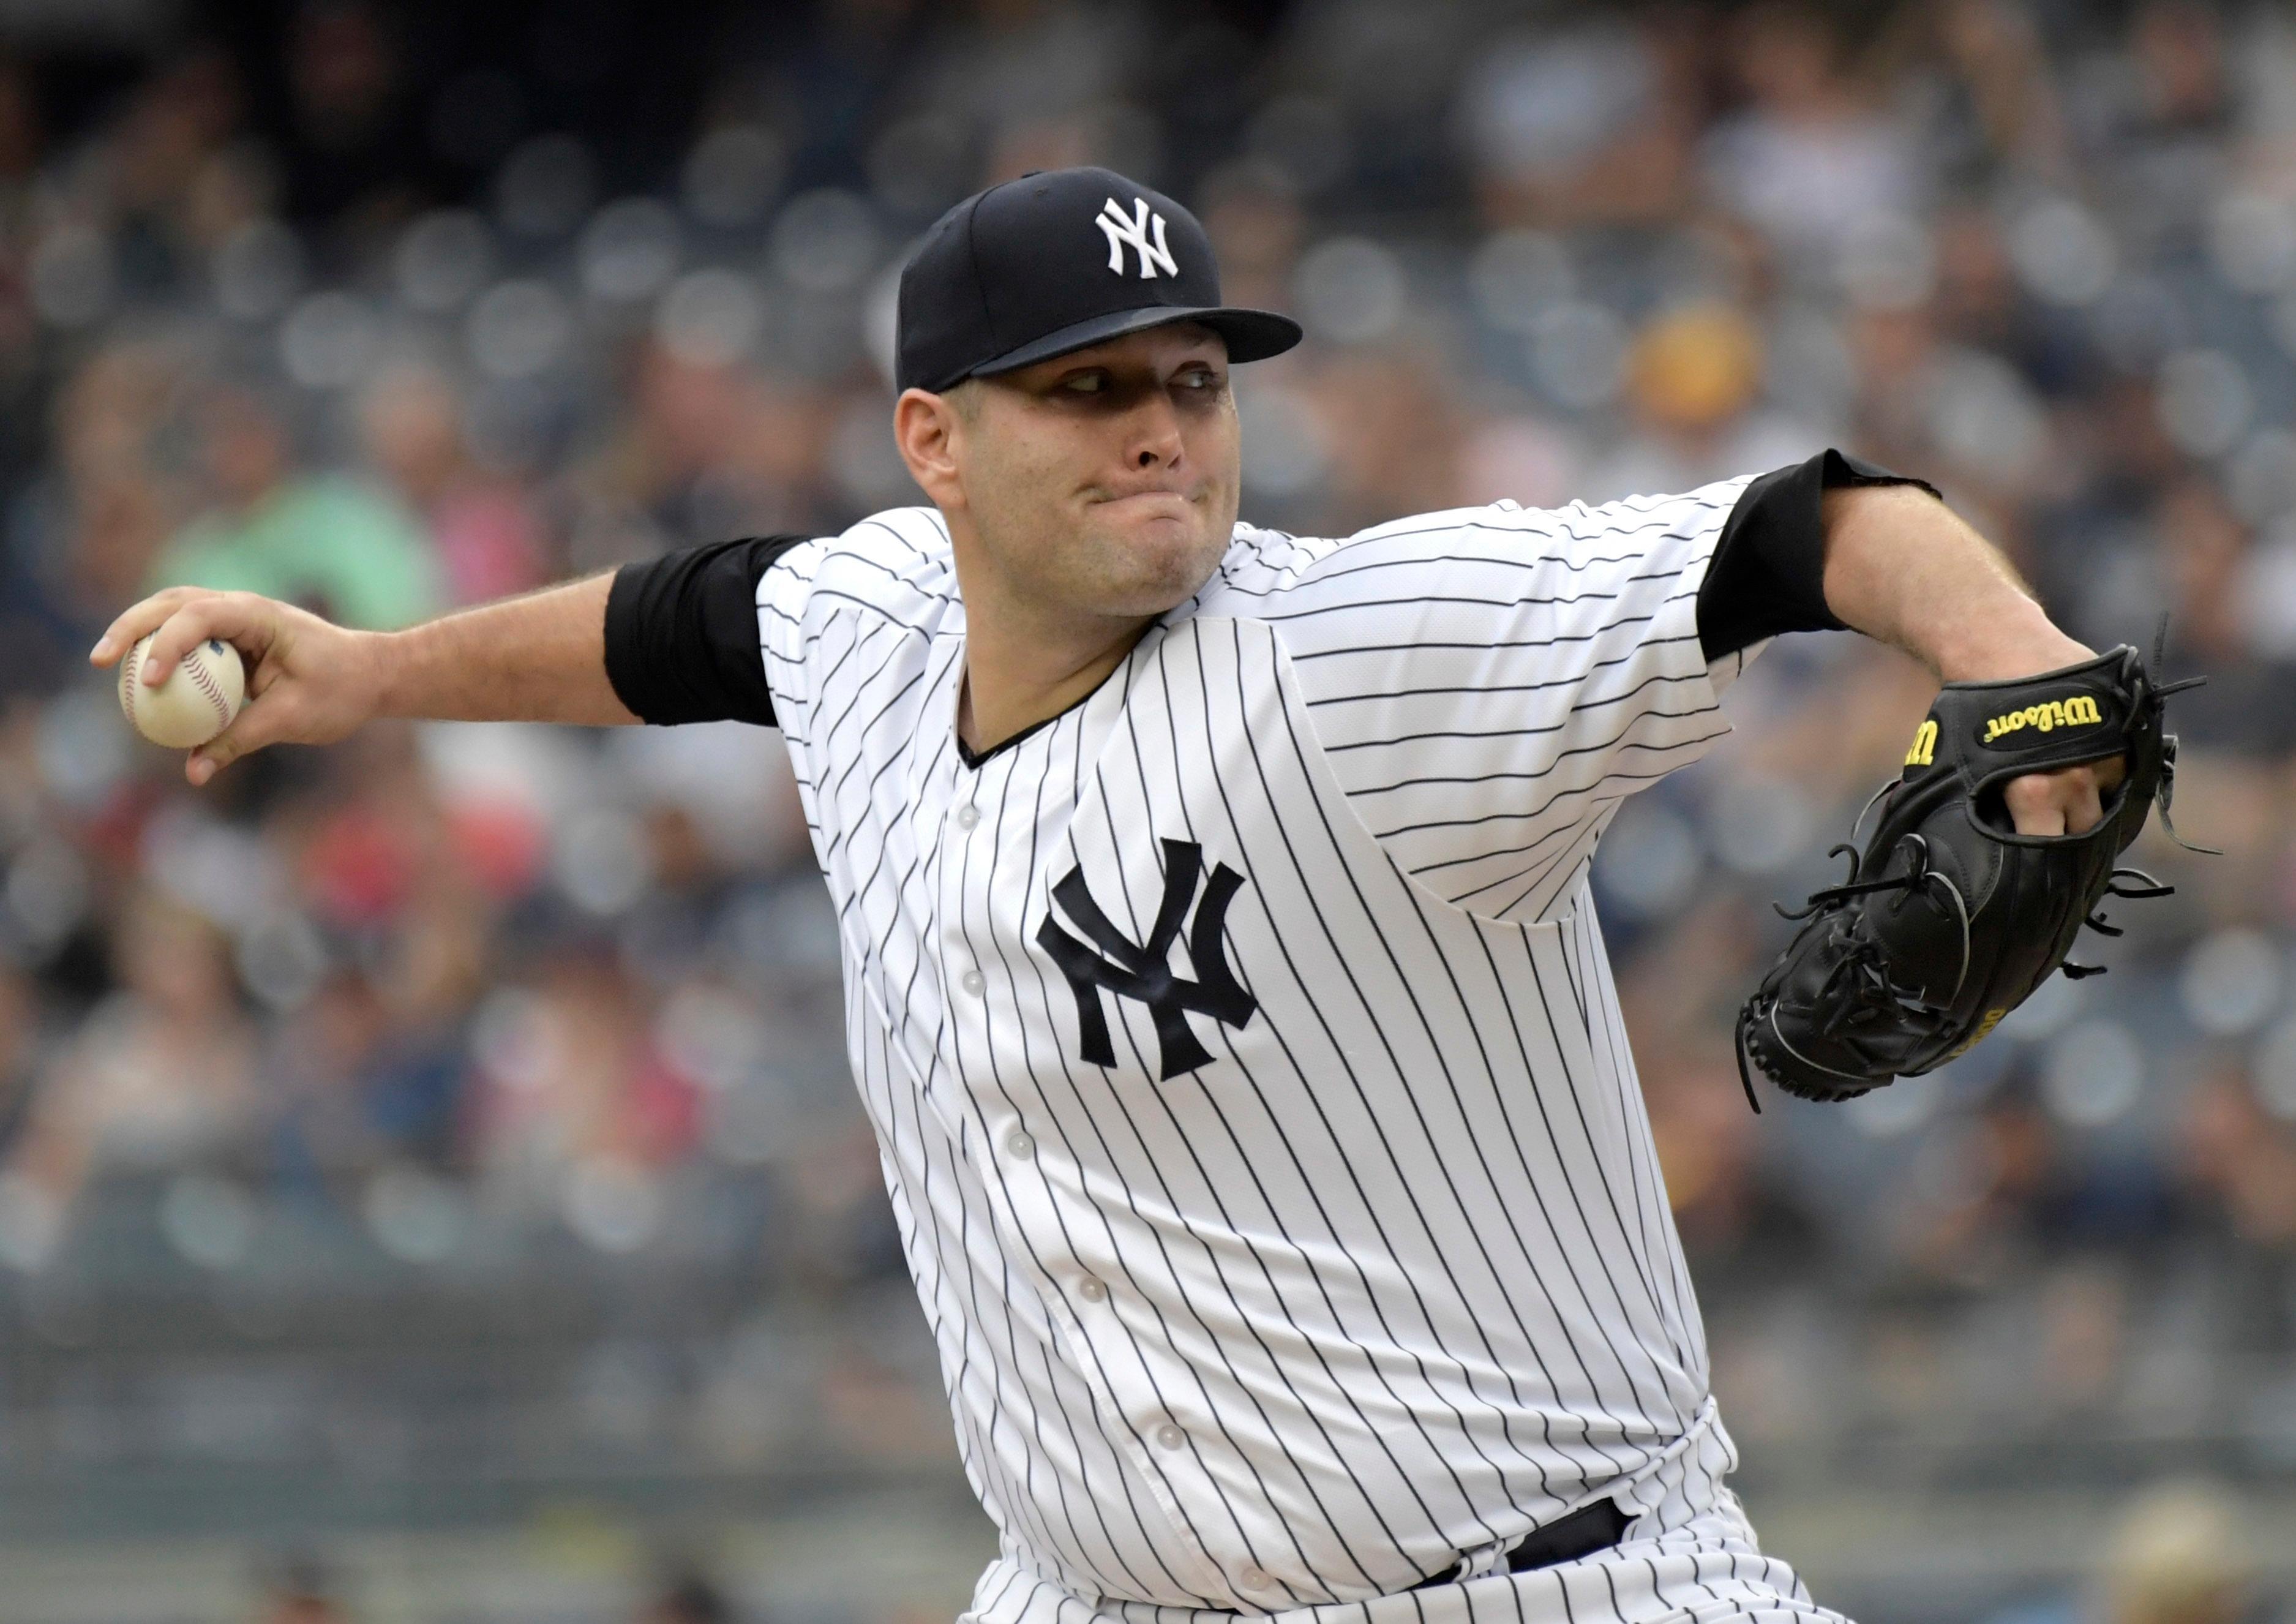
[1185,522,1345,618]
[768,506,959,634]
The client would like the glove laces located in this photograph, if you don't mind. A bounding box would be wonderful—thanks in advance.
[1775,834,1975,1007]
[1735,835,1973,1113]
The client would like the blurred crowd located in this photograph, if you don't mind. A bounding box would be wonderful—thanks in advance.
[3,0,2296,1604]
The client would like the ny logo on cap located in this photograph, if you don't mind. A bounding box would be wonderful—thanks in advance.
[1096,195,1179,280]
[1037,838,1255,1080]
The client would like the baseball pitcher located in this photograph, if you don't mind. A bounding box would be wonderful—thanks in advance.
[100,167,2186,1624]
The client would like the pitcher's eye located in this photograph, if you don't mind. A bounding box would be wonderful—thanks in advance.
[1061,372,1107,394]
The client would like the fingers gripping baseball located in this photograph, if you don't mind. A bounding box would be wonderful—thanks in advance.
[91,588,381,783]
[96,589,270,686]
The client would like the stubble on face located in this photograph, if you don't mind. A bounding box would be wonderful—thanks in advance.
[947,325,1242,625]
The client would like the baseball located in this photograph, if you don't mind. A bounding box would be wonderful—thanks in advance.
[118,633,246,749]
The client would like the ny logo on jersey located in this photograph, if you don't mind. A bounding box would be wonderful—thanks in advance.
[1095,195,1179,279]
[1037,838,1256,1080]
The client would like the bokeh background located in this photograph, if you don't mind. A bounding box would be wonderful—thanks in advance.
[2,1,2294,1620]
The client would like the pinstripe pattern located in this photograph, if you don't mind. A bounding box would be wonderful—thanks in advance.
[758,481,1846,1624]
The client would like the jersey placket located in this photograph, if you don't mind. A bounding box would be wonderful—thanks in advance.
[930,678,1283,1609]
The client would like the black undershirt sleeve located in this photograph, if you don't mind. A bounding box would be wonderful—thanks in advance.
[602,533,809,727]
[1696,448,1941,661]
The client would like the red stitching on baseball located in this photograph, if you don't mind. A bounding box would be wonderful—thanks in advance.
[122,642,146,727]
[184,650,232,725]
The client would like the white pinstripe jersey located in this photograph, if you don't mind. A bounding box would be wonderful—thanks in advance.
[757,475,1795,1622]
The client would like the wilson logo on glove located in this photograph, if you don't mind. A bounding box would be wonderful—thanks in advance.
[1981,694,2101,743]
[1735,640,2212,1113]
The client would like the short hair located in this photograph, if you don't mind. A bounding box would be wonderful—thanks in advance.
[942,377,987,424]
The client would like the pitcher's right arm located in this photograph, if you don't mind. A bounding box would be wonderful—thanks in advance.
[97,518,807,788]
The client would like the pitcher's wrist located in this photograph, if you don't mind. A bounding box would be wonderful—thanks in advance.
[357,628,410,720]
[1928,596,2090,685]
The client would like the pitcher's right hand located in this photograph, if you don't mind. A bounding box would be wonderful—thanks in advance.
[93,588,383,784]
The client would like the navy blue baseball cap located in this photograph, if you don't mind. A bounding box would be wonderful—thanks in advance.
[895,166,1302,394]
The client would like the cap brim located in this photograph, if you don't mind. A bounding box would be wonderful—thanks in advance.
[956,304,1302,386]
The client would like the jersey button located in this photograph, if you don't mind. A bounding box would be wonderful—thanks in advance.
[1237,1568,1271,1592]
[1076,1277,1107,1302]
[1006,1131,1035,1160]
[955,804,980,830]
[960,968,986,998]
[1154,1422,1185,1450]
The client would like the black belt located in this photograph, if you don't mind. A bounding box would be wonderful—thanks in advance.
[1409,1498,1629,1590]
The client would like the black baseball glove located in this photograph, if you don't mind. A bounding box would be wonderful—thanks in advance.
[1734,642,2207,1108]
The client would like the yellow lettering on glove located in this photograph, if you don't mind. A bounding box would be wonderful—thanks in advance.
[1981,694,2102,744]
[1948,1007,2010,1059]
